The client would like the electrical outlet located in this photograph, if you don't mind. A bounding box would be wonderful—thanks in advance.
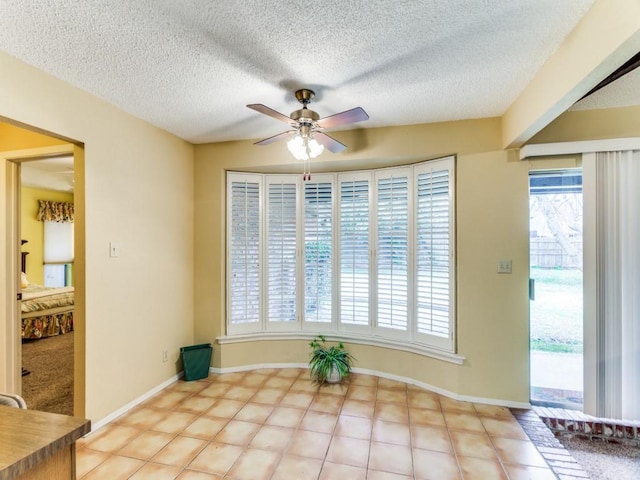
[162,349,168,363]
[497,259,512,274]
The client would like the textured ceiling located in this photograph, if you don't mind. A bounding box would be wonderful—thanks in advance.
[1,0,637,146]
[21,156,75,193]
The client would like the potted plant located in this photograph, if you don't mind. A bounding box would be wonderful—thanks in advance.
[308,335,354,384]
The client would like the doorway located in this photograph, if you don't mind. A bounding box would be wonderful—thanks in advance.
[529,170,583,409]
[1,119,84,417]
[20,154,75,415]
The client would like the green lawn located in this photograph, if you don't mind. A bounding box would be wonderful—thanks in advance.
[530,267,583,353]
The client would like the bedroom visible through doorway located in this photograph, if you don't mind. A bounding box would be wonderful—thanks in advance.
[20,154,75,416]
[0,118,81,416]
[529,170,583,409]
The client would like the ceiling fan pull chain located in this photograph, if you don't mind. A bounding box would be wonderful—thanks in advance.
[307,158,311,181]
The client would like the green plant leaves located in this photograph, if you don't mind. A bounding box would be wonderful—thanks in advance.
[308,335,354,384]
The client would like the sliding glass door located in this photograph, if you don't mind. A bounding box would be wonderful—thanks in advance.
[529,170,583,408]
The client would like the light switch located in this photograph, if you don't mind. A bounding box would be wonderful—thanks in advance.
[497,259,512,274]
[109,242,120,257]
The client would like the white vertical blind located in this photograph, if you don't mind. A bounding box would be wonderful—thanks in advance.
[44,220,74,263]
[415,159,454,349]
[304,179,333,324]
[266,179,298,325]
[339,175,370,328]
[583,150,640,421]
[376,170,409,333]
[228,176,261,331]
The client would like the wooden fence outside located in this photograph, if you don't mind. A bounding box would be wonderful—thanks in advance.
[530,237,582,269]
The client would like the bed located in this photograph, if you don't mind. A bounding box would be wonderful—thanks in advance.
[21,280,74,339]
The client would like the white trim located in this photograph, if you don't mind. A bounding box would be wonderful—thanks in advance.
[208,362,309,374]
[216,332,465,365]
[520,137,640,160]
[87,373,183,434]
[582,152,597,417]
[208,363,529,409]
[86,360,528,438]
[2,145,76,395]
[226,173,263,335]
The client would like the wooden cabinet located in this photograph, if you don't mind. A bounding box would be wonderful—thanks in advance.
[0,406,90,480]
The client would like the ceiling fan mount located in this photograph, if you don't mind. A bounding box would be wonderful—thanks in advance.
[290,89,320,124]
[246,88,369,155]
[294,88,315,105]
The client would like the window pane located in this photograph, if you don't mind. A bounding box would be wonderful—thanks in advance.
[416,168,451,338]
[230,180,261,324]
[226,157,455,353]
[304,181,332,323]
[340,179,369,325]
[44,264,67,287]
[268,181,297,323]
[377,175,408,331]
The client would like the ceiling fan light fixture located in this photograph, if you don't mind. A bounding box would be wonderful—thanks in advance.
[248,88,368,169]
[308,138,324,158]
[287,133,324,161]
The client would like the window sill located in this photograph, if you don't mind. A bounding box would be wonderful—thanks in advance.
[216,332,465,365]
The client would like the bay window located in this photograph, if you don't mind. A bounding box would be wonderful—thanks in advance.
[226,156,456,355]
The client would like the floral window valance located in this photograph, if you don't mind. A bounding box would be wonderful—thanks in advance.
[37,200,74,223]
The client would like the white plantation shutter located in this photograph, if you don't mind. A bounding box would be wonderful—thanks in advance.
[266,178,298,327]
[376,169,410,335]
[227,174,261,333]
[304,177,333,324]
[339,174,371,330]
[415,158,455,350]
[225,157,456,356]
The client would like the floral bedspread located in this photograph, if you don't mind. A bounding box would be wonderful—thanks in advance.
[21,284,74,313]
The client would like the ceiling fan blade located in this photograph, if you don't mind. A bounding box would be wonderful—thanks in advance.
[316,107,369,129]
[314,132,347,153]
[247,104,294,124]
[254,130,297,146]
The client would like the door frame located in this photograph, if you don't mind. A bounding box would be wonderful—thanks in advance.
[528,167,584,408]
[1,144,77,398]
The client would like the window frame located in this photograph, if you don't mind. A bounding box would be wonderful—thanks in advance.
[413,158,456,350]
[373,166,412,341]
[226,173,263,335]
[337,171,374,336]
[225,156,457,356]
[264,175,300,332]
[301,174,336,331]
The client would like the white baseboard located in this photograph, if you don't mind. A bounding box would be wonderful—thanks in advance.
[208,362,309,374]
[211,363,531,409]
[350,367,531,409]
[88,363,530,435]
[88,372,183,434]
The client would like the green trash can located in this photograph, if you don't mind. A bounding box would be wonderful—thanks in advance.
[180,343,213,381]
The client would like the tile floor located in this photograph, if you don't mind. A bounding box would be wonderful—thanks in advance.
[76,369,556,479]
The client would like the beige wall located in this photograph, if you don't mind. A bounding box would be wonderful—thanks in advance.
[0,51,194,423]
[3,45,637,420]
[531,105,640,144]
[194,118,535,404]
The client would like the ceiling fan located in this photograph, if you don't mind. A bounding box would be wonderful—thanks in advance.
[247,89,369,160]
